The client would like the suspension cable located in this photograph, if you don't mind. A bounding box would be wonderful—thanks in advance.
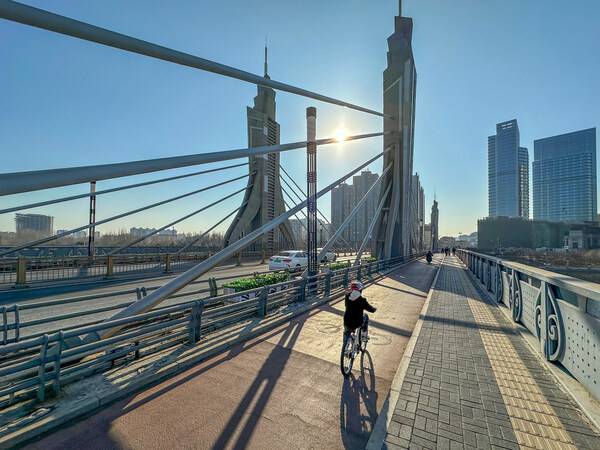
[93,149,390,340]
[0,2,386,118]
[109,187,249,255]
[279,167,352,249]
[0,173,252,256]
[0,162,248,215]
[174,202,248,255]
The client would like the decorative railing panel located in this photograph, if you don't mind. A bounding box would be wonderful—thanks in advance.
[457,249,600,403]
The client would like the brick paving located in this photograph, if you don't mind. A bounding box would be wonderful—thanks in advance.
[383,256,600,450]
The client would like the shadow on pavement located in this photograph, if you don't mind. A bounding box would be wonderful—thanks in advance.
[339,350,378,449]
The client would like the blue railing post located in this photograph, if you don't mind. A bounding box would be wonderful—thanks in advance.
[189,301,204,344]
[258,286,268,317]
[324,271,332,297]
[37,334,49,402]
[343,268,350,288]
[298,278,307,302]
[53,331,65,396]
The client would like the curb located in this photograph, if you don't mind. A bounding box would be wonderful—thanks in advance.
[460,259,600,434]
[365,256,444,450]
[0,260,416,448]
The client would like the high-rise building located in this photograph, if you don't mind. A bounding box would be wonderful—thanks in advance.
[431,199,439,251]
[15,213,54,236]
[331,182,354,244]
[373,1,416,258]
[224,47,295,253]
[488,119,529,218]
[533,128,597,222]
[331,171,380,247]
[352,170,379,244]
[410,173,425,252]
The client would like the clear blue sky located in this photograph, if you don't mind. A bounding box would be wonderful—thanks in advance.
[1,0,599,237]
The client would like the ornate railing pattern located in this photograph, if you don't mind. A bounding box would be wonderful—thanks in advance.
[457,249,600,402]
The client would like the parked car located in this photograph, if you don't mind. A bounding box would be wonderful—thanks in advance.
[269,251,308,271]
[318,248,337,263]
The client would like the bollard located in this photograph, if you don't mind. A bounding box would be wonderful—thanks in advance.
[105,255,114,278]
[15,257,28,288]
[163,253,172,273]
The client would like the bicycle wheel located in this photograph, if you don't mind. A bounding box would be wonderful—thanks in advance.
[340,334,355,377]
[358,327,368,353]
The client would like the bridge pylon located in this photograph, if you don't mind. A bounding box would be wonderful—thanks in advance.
[373,4,417,259]
[224,47,296,254]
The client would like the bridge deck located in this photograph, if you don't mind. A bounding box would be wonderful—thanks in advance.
[382,256,600,450]
[24,258,438,450]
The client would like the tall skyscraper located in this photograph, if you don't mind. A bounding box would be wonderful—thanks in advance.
[373,0,416,258]
[488,119,529,218]
[224,47,295,252]
[533,128,597,222]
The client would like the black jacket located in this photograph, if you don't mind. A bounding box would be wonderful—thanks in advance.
[343,294,376,329]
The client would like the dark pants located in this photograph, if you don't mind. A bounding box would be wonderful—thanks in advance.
[344,314,369,340]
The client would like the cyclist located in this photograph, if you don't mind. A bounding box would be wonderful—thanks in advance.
[343,280,376,343]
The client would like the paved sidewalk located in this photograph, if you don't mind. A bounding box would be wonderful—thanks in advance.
[382,256,600,450]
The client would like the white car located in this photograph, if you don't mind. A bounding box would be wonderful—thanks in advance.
[318,248,337,263]
[269,251,308,271]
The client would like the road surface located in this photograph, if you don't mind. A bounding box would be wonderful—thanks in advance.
[25,256,439,450]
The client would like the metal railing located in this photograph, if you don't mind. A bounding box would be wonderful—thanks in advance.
[456,249,600,402]
[0,252,365,345]
[0,254,422,406]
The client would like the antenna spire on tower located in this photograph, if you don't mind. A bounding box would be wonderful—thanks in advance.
[264,36,269,78]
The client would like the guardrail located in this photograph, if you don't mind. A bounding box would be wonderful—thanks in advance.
[0,248,361,289]
[0,253,422,406]
[456,249,600,402]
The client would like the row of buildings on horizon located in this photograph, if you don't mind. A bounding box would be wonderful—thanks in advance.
[480,120,598,250]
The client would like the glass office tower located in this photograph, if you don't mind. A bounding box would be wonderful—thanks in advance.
[533,128,597,222]
[488,119,529,218]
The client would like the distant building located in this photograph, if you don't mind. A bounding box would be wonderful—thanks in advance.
[352,170,379,245]
[533,128,597,223]
[289,218,306,246]
[57,230,87,239]
[423,224,432,250]
[456,232,477,248]
[15,213,53,236]
[130,227,177,238]
[488,119,529,218]
[475,216,593,250]
[430,199,439,251]
[331,170,379,247]
[438,236,456,249]
[411,173,425,252]
[564,223,600,250]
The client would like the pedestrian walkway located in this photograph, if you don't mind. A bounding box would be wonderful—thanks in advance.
[382,256,600,450]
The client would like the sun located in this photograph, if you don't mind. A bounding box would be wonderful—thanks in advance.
[334,128,348,143]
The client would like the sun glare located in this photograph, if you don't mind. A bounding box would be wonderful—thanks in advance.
[334,128,348,143]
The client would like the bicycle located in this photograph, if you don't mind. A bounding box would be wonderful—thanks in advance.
[340,320,369,377]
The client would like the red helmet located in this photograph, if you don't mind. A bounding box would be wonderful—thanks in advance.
[349,280,364,292]
[348,280,364,300]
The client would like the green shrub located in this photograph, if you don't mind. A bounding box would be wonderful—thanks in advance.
[361,256,377,263]
[223,272,290,292]
[327,260,351,271]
